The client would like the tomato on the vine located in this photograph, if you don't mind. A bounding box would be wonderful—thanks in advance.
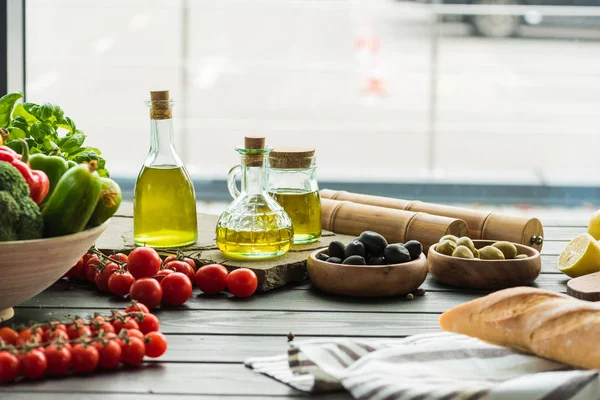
[164,255,196,271]
[71,344,99,373]
[137,313,160,334]
[125,302,150,314]
[67,324,91,340]
[84,255,100,282]
[21,349,47,379]
[127,247,161,279]
[121,337,146,365]
[109,253,128,263]
[112,318,139,333]
[144,332,168,358]
[161,272,192,306]
[42,328,69,343]
[108,272,135,296]
[165,261,195,284]
[45,345,72,375]
[130,278,162,309]
[92,322,115,335]
[195,264,228,295]
[94,340,121,369]
[18,327,42,344]
[126,329,144,339]
[0,351,19,382]
[226,268,258,298]
[153,269,174,283]
[64,257,85,279]
[0,327,19,345]
[95,262,120,292]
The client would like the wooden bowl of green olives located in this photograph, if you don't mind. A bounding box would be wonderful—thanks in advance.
[307,233,428,297]
[427,237,541,290]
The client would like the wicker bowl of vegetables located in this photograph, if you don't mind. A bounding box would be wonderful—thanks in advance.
[0,222,110,322]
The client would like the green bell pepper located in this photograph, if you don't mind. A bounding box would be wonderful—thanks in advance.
[28,153,70,203]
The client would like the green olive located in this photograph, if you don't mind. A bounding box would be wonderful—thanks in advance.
[515,254,528,259]
[479,246,505,260]
[492,241,518,259]
[456,237,476,254]
[439,235,459,243]
[473,248,480,259]
[436,240,457,256]
[452,245,474,259]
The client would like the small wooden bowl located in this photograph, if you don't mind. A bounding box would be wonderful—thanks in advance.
[307,249,428,297]
[0,223,109,322]
[428,240,541,290]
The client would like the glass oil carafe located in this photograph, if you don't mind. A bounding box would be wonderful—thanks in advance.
[216,137,293,260]
[267,148,321,244]
[133,90,198,247]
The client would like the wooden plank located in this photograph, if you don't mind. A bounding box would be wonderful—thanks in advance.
[1,394,350,400]
[97,214,353,292]
[543,226,586,241]
[5,308,442,337]
[0,364,298,396]
[540,241,568,256]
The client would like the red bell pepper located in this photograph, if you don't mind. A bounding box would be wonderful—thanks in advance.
[0,142,49,204]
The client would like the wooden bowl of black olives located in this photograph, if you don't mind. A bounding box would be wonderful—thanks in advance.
[427,236,541,290]
[307,231,428,297]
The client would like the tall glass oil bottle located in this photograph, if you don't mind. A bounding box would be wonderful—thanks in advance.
[216,137,293,260]
[133,90,198,247]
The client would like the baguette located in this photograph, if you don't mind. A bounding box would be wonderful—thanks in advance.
[440,287,600,370]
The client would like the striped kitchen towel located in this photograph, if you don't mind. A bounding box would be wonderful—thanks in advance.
[245,332,600,399]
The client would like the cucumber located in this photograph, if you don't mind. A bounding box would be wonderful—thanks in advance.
[88,177,122,227]
[42,162,102,237]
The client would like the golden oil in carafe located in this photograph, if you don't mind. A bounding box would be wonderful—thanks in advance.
[134,165,198,247]
[216,224,293,260]
[270,189,321,244]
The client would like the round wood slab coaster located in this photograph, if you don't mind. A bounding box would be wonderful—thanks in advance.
[567,272,600,301]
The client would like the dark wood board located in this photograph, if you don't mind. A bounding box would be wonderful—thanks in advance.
[98,213,355,292]
[567,271,600,301]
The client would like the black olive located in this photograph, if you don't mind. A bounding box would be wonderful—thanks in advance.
[403,240,423,260]
[344,240,366,259]
[357,231,388,257]
[342,255,366,265]
[328,241,345,259]
[326,257,342,264]
[317,253,330,262]
[384,244,411,264]
[367,256,387,265]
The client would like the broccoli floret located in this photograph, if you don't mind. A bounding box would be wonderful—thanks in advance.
[0,161,43,241]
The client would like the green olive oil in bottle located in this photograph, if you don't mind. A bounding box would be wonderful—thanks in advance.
[133,90,198,247]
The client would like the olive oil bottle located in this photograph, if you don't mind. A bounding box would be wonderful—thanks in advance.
[133,91,198,247]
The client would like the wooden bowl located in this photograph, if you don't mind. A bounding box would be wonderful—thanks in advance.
[428,240,541,290]
[307,249,428,297]
[0,223,109,322]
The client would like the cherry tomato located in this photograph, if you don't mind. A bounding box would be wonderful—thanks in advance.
[21,350,47,379]
[108,272,135,296]
[144,332,168,358]
[130,278,162,309]
[94,339,122,369]
[164,255,196,271]
[126,329,144,339]
[195,264,228,295]
[137,313,160,334]
[121,337,146,365]
[0,327,19,345]
[226,268,258,298]
[18,327,42,344]
[71,344,99,373]
[153,269,174,283]
[95,262,120,292]
[165,261,195,284]
[68,325,91,340]
[112,318,139,334]
[92,322,115,335]
[84,255,100,282]
[82,252,95,265]
[64,257,85,279]
[0,351,19,382]
[109,253,128,263]
[127,247,161,279]
[42,328,69,343]
[125,302,150,314]
[44,345,72,375]
[44,322,67,332]
[161,272,192,306]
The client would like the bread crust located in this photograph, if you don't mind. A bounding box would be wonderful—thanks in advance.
[440,287,600,369]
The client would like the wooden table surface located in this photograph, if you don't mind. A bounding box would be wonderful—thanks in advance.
[0,215,587,399]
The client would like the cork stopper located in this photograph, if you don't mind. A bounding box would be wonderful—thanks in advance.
[243,136,266,167]
[269,147,315,169]
[149,90,172,120]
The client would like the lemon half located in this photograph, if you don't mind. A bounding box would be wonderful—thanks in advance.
[558,233,600,278]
